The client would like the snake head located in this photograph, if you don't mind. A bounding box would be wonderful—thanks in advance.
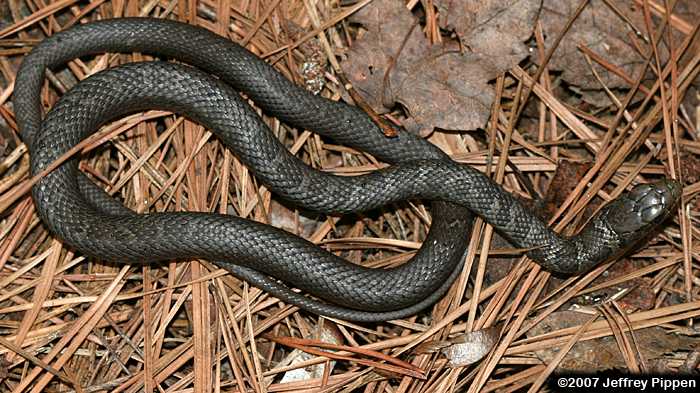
[603,179,681,246]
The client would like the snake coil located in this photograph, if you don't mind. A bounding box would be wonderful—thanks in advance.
[15,18,680,321]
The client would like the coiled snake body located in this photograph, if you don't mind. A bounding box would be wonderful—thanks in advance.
[15,18,680,321]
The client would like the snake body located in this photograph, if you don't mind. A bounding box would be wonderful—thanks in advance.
[15,18,680,321]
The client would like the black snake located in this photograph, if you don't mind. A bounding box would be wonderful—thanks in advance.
[14,18,680,321]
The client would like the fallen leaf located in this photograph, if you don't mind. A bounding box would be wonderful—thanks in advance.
[435,0,540,71]
[269,200,322,238]
[342,0,429,112]
[342,1,522,133]
[528,311,699,371]
[396,50,497,133]
[416,326,499,367]
[540,160,594,218]
[539,0,699,95]
[539,0,652,90]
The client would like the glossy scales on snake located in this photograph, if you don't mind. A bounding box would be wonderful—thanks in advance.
[15,18,681,322]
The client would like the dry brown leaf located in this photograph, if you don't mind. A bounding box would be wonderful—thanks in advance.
[416,326,499,367]
[435,0,540,71]
[528,311,699,371]
[342,1,504,133]
[540,0,698,95]
[397,50,497,134]
[342,0,429,112]
[269,200,322,238]
[539,0,649,90]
